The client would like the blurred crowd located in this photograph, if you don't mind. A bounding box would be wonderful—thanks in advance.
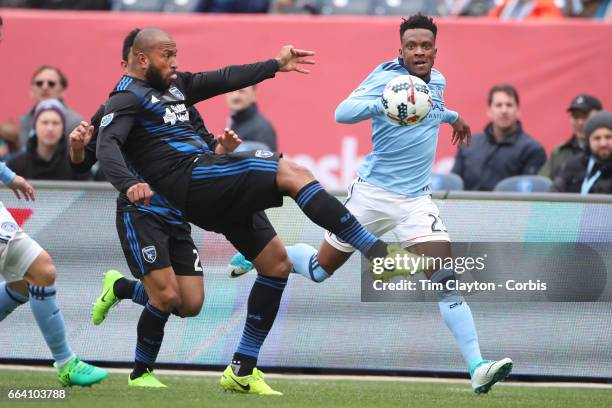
[0,0,610,19]
[0,62,609,195]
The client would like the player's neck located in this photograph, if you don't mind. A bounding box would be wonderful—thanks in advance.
[125,69,146,81]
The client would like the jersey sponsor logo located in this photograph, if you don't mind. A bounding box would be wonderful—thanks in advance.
[254,150,273,158]
[168,86,185,100]
[142,245,157,263]
[151,95,160,104]
[100,113,114,127]
[163,104,189,125]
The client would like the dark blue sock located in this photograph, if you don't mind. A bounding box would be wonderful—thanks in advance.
[132,301,169,379]
[294,181,386,260]
[232,274,287,376]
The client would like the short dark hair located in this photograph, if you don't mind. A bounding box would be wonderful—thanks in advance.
[488,84,520,106]
[400,13,437,40]
[31,65,68,89]
[122,28,141,62]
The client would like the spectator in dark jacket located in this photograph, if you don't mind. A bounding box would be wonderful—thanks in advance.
[226,85,277,151]
[539,94,602,180]
[8,99,90,181]
[452,84,546,191]
[550,111,612,194]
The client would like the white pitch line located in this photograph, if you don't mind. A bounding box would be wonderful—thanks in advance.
[1,365,610,389]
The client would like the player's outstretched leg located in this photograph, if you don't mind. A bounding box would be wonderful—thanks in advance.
[276,159,426,276]
[92,270,149,325]
[24,250,108,387]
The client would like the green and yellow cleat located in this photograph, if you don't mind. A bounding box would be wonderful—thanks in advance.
[372,244,433,282]
[92,270,124,325]
[220,366,282,396]
[128,370,167,388]
[55,356,108,387]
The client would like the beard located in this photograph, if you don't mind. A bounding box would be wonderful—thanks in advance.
[146,64,170,91]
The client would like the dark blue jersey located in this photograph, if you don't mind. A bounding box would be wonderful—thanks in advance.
[97,60,278,209]
[72,103,217,225]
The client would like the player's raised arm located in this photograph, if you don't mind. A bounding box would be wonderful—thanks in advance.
[96,92,141,195]
[182,45,314,106]
[335,70,386,124]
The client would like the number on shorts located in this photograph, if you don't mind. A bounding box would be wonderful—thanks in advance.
[193,249,203,272]
[428,214,448,233]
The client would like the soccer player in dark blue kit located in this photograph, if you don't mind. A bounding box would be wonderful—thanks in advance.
[97,28,417,395]
[69,28,242,388]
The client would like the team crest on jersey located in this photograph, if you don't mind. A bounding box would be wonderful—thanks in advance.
[142,246,157,263]
[1,222,18,234]
[168,86,185,100]
[163,104,189,126]
[255,150,273,158]
[100,113,114,127]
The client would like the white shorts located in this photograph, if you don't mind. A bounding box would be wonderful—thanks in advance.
[0,203,43,283]
[325,178,450,253]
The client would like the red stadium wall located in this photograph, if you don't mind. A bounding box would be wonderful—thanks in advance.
[1,10,611,189]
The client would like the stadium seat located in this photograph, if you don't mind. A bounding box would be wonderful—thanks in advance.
[234,141,272,152]
[163,0,200,12]
[430,173,464,191]
[493,175,552,193]
[371,0,436,16]
[112,0,165,12]
[318,0,374,15]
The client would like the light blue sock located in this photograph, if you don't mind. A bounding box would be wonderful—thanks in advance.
[29,285,75,366]
[286,243,330,283]
[0,282,29,321]
[432,269,483,374]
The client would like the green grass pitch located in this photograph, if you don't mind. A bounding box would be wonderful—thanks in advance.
[0,369,610,408]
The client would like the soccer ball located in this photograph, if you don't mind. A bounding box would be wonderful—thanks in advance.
[381,75,432,126]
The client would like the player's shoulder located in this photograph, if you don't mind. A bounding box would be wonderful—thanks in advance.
[429,68,446,86]
[375,58,406,74]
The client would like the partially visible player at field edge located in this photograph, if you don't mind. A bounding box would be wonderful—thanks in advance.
[97,28,418,396]
[0,15,107,387]
[228,14,512,395]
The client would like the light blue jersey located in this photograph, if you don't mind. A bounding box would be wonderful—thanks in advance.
[0,161,16,186]
[335,58,458,196]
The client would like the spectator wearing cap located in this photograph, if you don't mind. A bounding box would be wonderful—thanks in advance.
[550,111,612,194]
[18,65,83,148]
[8,99,91,181]
[452,84,546,191]
[539,94,603,180]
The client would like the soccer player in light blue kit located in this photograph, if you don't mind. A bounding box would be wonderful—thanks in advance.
[0,17,107,386]
[229,14,512,394]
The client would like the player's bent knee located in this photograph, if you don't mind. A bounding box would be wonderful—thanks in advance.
[26,251,57,286]
[277,159,315,194]
[152,288,182,312]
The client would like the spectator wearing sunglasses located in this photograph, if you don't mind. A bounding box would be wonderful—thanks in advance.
[18,65,83,148]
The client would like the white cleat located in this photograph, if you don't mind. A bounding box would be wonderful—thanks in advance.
[471,358,513,395]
